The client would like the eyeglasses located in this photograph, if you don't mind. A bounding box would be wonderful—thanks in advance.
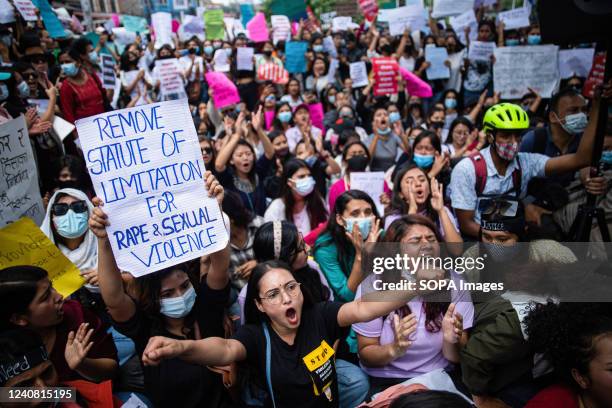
[259,281,301,305]
[51,200,88,216]
[478,198,518,217]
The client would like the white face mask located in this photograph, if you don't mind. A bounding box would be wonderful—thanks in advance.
[159,286,196,319]
[292,176,316,197]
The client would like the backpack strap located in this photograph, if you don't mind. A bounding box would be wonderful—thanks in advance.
[511,156,522,197]
[469,152,488,196]
[532,127,549,155]
[262,323,276,408]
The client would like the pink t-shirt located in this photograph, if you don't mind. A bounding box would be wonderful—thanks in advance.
[352,271,474,379]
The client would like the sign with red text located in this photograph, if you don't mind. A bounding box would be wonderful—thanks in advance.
[372,57,399,96]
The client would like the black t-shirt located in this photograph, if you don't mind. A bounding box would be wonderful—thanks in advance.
[113,281,231,408]
[233,302,347,408]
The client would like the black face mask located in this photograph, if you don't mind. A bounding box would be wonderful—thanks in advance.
[347,155,369,172]
[263,50,273,57]
[188,47,196,54]
[430,121,445,129]
[276,147,289,157]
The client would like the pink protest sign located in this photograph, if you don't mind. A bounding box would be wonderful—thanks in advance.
[205,72,240,109]
[308,103,325,133]
[172,19,180,33]
[247,12,269,43]
[372,57,398,96]
[111,14,120,27]
[399,67,433,98]
[265,110,275,130]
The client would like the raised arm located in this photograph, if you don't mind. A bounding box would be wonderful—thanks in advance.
[202,171,231,290]
[394,29,411,61]
[89,198,137,323]
[142,336,246,367]
[251,106,275,160]
[215,114,244,172]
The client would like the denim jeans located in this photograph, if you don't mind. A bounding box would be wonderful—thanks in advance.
[336,359,369,408]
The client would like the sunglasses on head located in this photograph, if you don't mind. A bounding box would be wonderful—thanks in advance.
[51,200,88,216]
[478,198,518,218]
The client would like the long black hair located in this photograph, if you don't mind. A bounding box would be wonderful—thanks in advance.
[318,190,380,277]
[0,266,47,331]
[446,116,474,147]
[280,158,328,230]
[222,190,254,229]
[253,221,330,303]
[390,164,440,227]
[244,260,315,325]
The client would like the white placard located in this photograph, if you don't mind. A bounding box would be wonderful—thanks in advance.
[112,27,138,49]
[494,45,559,99]
[0,115,44,226]
[52,116,76,141]
[0,0,14,23]
[28,99,49,115]
[332,16,352,32]
[432,0,474,18]
[498,6,531,30]
[152,12,173,49]
[237,47,254,71]
[154,59,186,100]
[449,9,478,45]
[323,36,337,58]
[468,41,496,61]
[75,100,229,277]
[320,11,337,24]
[13,0,38,21]
[388,5,426,36]
[327,58,339,83]
[350,171,385,217]
[100,54,116,90]
[350,61,369,88]
[558,48,595,79]
[425,46,450,80]
[213,49,230,72]
[173,0,189,11]
[271,15,290,44]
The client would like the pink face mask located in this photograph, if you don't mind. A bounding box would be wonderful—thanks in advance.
[330,133,339,146]
[495,141,519,161]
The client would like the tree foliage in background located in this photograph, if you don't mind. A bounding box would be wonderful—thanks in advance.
[261,0,336,18]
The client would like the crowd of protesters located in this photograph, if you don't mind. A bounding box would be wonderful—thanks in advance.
[1,1,612,407]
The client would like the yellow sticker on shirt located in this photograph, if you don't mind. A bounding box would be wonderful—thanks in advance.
[302,341,336,400]
[303,340,335,371]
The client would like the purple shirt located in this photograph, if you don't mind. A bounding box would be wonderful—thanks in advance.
[352,271,474,379]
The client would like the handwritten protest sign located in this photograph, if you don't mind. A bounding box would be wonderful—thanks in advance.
[270,0,307,22]
[247,12,269,43]
[13,0,38,21]
[213,49,230,72]
[350,172,385,216]
[449,9,478,45]
[320,11,337,25]
[0,0,14,23]
[425,46,450,80]
[494,45,559,99]
[332,16,352,32]
[399,67,433,98]
[350,61,369,88]
[0,218,84,297]
[372,57,398,96]
[583,52,606,99]
[205,9,225,40]
[469,41,496,61]
[432,0,474,18]
[498,6,531,30]
[323,36,337,58]
[285,42,308,73]
[359,0,379,22]
[75,100,228,277]
[32,0,66,38]
[271,15,290,44]
[100,54,116,90]
[387,5,426,36]
[206,72,240,108]
[152,12,173,48]
[0,116,44,227]
[155,59,186,100]
[237,47,254,71]
[558,48,595,79]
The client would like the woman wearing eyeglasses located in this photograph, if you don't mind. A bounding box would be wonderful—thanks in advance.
[140,258,435,408]
[41,188,99,290]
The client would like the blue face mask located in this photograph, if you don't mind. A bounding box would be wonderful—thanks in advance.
[61,63,79,77]
[53,209,89,239]
[17,81,30,98]
[561,112,588,135]
[225,48,233,57]
[304,155,318,167]
[278,111,292,123]
[601,151,612,165]
[344,217,372,239]
[0,83,8,101]
[88,51,98,64]
[444,98,457,109]
[328,95,336,104]
[389,111,401,123]
[377,127,391,135]
[204,46,214,56]
[505,39,520,46]
[527,35,541,45]
[159,286,196,319]
[293,176,316,196]
[413,153,434,169]
[313,45,324,52]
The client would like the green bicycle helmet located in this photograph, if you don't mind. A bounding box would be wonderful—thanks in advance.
[482,103,530,133]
